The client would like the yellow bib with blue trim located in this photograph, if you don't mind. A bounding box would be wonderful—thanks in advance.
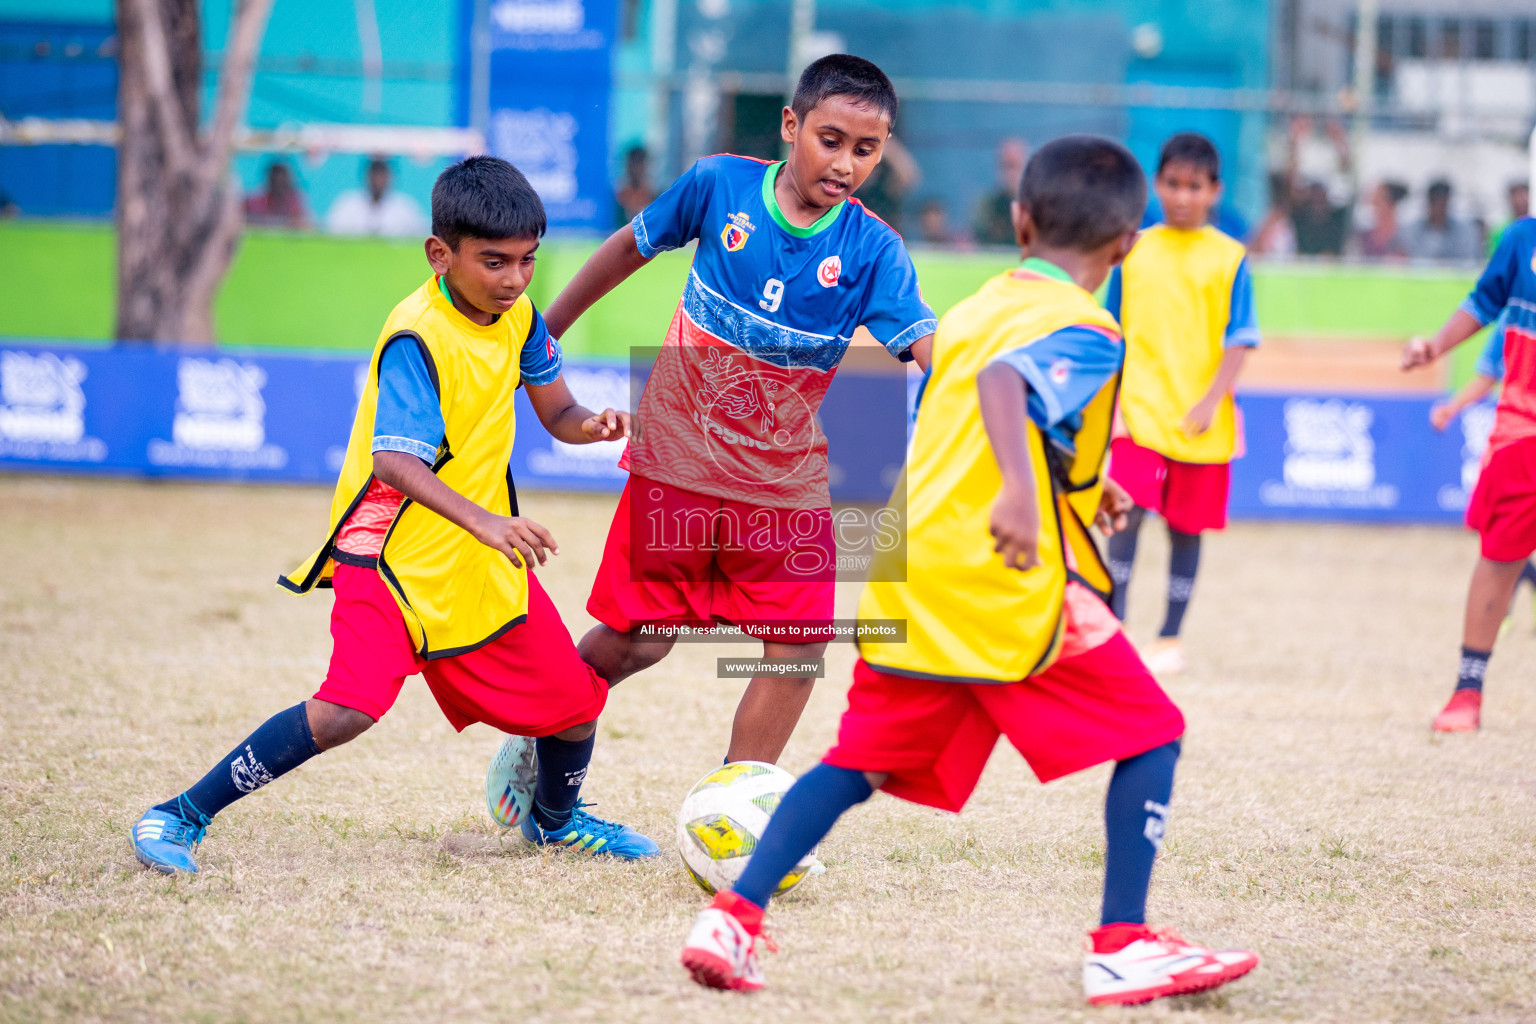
[1117,224,1246,464]
[280,277,533,659]
[857,267,1121,683]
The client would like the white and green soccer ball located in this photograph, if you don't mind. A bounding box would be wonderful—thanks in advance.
[676,760,816,896]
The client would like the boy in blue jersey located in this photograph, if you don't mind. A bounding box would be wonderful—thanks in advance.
[482,55,936,799]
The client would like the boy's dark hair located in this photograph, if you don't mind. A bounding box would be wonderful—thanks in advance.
[431,155,546,247]
[791,54,897,126]
[1018,135,1146,251]
[1157,131,1220,181]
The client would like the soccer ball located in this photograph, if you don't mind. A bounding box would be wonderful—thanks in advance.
[676,760,816,896]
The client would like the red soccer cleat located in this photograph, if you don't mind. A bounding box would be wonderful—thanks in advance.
[1432,688,1482,732]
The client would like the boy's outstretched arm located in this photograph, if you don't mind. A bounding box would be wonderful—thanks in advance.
[525,377,631,444]
[1403,310,1483,370]
[1182,346,1250,437]
[543,225,651,339]
[977,362,1042,571]
[1431,373,1497,430]
[373,451,556,569]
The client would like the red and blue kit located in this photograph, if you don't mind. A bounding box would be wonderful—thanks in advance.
[591,154,935,635]
[1461,218,1536,560]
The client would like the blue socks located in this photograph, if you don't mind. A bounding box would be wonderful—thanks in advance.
[157,702,321,824]
[1160,531,1201,638]
[1101,739,1180,926]
[1456,646,1491,694]
[733,763,873,908]
[1106,506,1145,621]
[532,732,595,830]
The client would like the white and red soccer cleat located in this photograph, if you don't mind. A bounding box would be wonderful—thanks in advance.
[680,891,772,992]
[1083,924,1258,1006]
[1432,689,1481,733]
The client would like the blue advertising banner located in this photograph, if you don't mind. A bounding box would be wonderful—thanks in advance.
[0,339,1493,529]
[477,0,618,231]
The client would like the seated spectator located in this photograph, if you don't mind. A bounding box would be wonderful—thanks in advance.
[244,159,308,229]
[325,156,428,237]
[1357,180,1408,259]
[855,134,919,235]
[1489,181,1530,255]
[1249,171,1296,258]
[1402,179,1480,263]
[916,198,955,247]
[1292,180,1350,256]
[972,136,1028,246]
[614,145,657,226]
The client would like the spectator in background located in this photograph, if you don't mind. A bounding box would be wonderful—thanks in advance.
[614,145,656,226]
[1489,181,1530,255]
[1357,180,1408,259]
[972,136,1028,246]
[1403,179,1480,262]
[243,159,308,229]
[1249,171,1296,258]
[1292,181,1350,256]
[1279,116,1352,257]
[0,188,17,218]
[854,133,919,235]
[916,198,956,247]
[325,156,428,237]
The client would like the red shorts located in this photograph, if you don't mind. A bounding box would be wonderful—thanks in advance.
[587,475,835,641]
[1109,437,1230,534]
[1466,437,1536,562]
[824,633,1185,813]
[315,563,606,735]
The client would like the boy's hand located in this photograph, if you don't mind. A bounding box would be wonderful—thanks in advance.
[1429,401,1454,431]
[1180,394,1220,438]
[990,483,1041,571]
[469,511,558,568]
[580,408,631,442]
[1096,478,1135,535]
[1402,336,1437,370]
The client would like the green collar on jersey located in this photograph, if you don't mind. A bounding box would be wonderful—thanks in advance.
[1019,257,1073,283]
[762,161,844,238]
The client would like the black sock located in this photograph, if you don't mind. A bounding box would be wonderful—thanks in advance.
[1456,647,1491,694]
[532,732,595,831]
[156,703,321,824]
[1101,740,1180,926]
[1521,561,1536,590]
[1106,507,1145,621]
[1159,530,1201,638]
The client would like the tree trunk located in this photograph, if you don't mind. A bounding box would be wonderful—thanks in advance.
[114,0,272,345]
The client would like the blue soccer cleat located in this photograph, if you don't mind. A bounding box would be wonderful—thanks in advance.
[520,801,660,860]
[485,733,538,829]
[131,802,208,874]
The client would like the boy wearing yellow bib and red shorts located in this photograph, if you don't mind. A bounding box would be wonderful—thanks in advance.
[1104,133,1259,675]
[677,135,1258,1006]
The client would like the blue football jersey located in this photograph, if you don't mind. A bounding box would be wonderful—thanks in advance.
[624,154,936,508]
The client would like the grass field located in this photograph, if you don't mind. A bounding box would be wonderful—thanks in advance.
[4,476,1536,1023]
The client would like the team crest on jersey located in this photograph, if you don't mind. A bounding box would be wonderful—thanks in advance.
[817,254,842,288]
[1049,357,1072,387]
[721,212,755,252]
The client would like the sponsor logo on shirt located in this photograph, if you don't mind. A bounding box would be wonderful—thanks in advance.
[721,212,755,252]
[817,254,842,288]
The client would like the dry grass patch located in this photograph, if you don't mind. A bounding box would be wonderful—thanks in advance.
[2,476,1535,1023]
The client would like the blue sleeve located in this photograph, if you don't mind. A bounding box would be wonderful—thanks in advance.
[1224,258,1261,348]
[990,325,1123,431]
[1461,222,1530,325]
[631,160,711,258]
[372,339,445,464]
[1475,316,1507,381]
[860,238,938,360]
[519,306,563,387]
[1103,266,1123,322]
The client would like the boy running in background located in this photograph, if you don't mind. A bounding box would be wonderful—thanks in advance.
[678,135,1259,1005]
[484,54,935,801]
[1104,133,1260,675]
[1405,215,1536,731]
[132,157,658,874]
